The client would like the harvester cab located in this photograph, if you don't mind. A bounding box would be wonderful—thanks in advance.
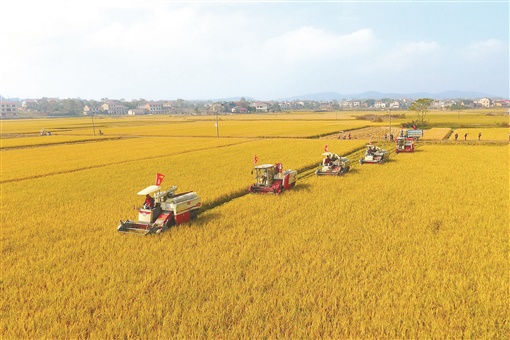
[249,163,297,194]
[395,137,415,153]
[117,184,201,235]
[316,152,351,176]
[360,144,388,164]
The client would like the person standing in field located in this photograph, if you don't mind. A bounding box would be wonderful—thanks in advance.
[454,133,458,141]
[464,133,468,141]
[478,132,482,141]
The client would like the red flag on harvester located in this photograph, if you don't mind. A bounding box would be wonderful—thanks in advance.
[155,173,165,186]
[324,144,329,152]
[254,154,258,165]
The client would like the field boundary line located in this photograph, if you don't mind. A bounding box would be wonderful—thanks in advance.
[1,139,259,184]
[0,136,131,150]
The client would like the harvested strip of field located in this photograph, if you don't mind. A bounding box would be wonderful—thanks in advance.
[421,128,452,140]
[322,126,403,141]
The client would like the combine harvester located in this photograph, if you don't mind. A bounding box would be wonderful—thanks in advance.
[249,163,297,194]
[395,137,415,154]
[315,152,351,176]
[118,174,201,235]
[359,144,388,164]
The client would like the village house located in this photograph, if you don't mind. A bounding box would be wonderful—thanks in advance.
[101,101,128,114]
[22,99,39,110]
[253,102,269,112]
[83,105,101,115]
[128,108,149,115]
[143,102,164,114]
[0,101,20,118]
[389,101,400,109]
[374,101,387,109]
[209,102,224,113]
[231,106,248,113]
[476,98,492,108]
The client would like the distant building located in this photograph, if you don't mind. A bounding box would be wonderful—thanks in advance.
[476,98,492,108]
[143,102,164,114]
[231,106,248,113]
[374,101,386,109]
[210,102,224,113]
[101,101,128,114]
[83,105,101,115]
[253,102,268,112]
[389,101,400,109]
[22,99,38,110]
[0,101,20,118]
[128,108,149,115]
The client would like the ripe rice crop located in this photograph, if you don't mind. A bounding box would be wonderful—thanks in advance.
[0,135,113,149]
[62,119,370,138]
[0,137,252,183]
[1,117,507,338]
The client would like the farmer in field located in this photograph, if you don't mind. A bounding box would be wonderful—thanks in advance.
[464,133,468,141]
[144,194,154,209]
[478,132,482,141]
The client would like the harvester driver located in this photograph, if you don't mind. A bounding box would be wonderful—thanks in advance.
[144,194,155,209]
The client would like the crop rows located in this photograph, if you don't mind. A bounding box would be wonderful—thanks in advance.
[1,116,508,338]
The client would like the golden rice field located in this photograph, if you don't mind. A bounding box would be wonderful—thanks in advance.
[1,115,508,338]
[0,135,115,149]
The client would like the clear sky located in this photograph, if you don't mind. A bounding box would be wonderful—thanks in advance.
[1,0,508,100]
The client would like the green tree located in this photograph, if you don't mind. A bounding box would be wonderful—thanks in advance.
[409,98,433,124]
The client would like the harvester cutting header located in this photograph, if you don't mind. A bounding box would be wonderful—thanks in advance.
[117,173,201,235]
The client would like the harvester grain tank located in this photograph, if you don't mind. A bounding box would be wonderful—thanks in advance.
[117,185,201,235]
[359,144,388,164]
[315,152,351,176]
[405,129,423,140]
[249,163,297,194]
[395,137,415,153]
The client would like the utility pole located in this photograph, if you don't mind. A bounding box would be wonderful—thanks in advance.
[215,109,219,138]
[91,114,96,136]
[388,109,391,140]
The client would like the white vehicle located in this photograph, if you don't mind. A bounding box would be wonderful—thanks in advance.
[359,145,388,164]
[315,152,351,176]
[117,185,201,235]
